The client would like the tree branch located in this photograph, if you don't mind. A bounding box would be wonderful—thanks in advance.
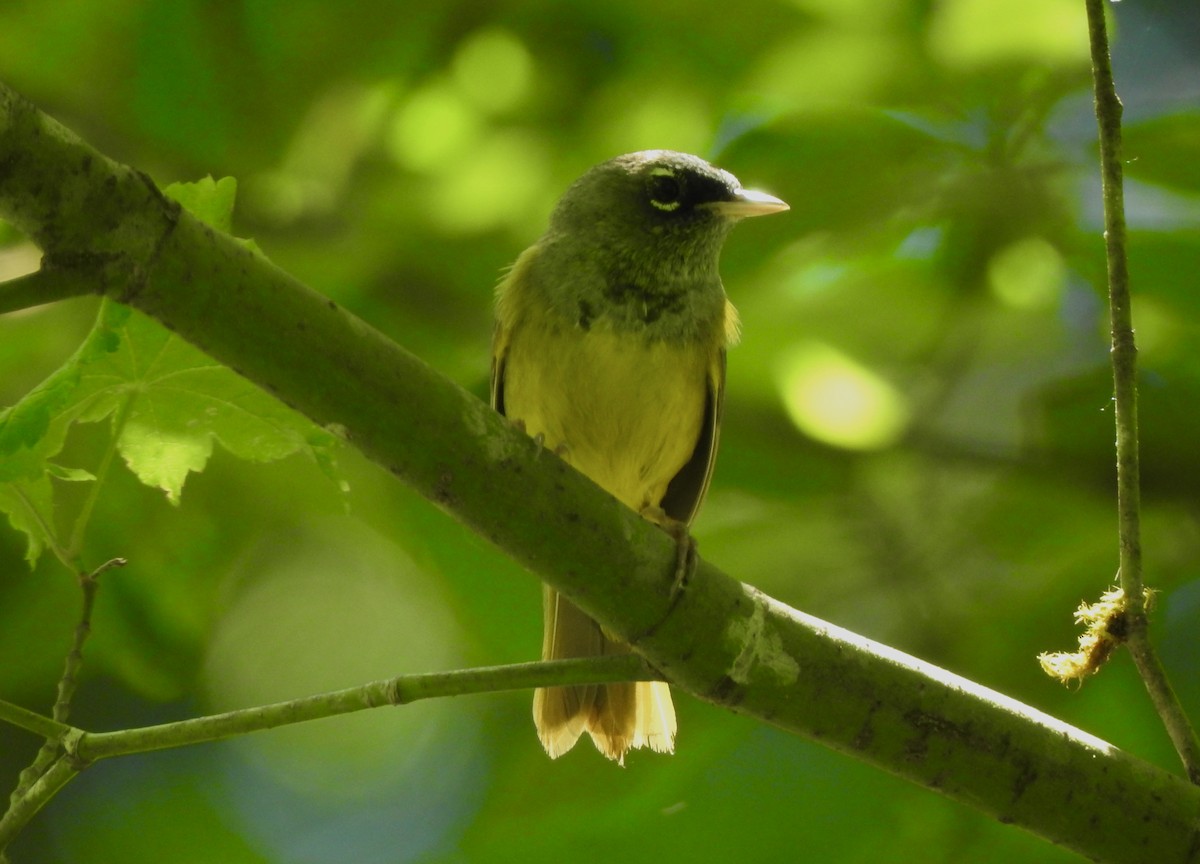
[0,267,95,315]
[0,655,651,853]
[2,80,1199,863]
[75,655,655,762]
[1084,0,1200,783]
[9,558,122,804]
[1,657,657,759]
[0,755,77,851]
[0,701,72,742]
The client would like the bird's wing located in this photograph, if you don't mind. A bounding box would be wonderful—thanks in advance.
[490,244,541,415]
[490,319,507,415]
[659,346,726,527]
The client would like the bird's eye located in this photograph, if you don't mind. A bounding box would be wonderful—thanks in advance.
[647,169,685,212]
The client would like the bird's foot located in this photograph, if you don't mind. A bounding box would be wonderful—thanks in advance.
[641,506,697,601]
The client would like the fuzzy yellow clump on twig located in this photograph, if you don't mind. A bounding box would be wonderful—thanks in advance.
[1038,586,1155,685]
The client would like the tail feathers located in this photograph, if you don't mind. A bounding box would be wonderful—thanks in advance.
[533,684,591,759]
[534,588,676,764]
[534,680,676,764]
[632,681,676,753]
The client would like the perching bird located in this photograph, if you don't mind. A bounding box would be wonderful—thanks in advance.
[490,150,787,762]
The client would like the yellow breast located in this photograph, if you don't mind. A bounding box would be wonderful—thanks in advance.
[501,322,709,514]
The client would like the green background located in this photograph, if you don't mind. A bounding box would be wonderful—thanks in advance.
[2,0,1199,861]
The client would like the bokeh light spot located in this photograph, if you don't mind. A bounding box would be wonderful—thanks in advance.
[388,82,482,173]
[778,342,910,450]
[203,520,465,799]
[452,28,533,114]
[427,133,550,234]
[928,0,1088,67]
[988,237,1066,309]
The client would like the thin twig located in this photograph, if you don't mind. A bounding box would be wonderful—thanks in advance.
[76,655,655,762]
[0,754,80,852]
[53,558,125,724]
[0,654,654,851]
[0,701,73,741]
[0,268,95,316]
[1084,0,1200,783]
[8,558,123,802]
[0,656,655,764]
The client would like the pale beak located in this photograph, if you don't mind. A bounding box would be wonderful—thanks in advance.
[705,188,789,218]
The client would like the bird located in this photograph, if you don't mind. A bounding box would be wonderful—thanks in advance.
[490,149,787,763]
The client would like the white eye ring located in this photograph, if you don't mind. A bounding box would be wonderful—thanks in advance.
[648,167,684,211]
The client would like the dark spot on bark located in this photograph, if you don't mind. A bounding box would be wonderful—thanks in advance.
[852,707,879,750]
[708,675,743,705]
[1010,758,1037,803]
[433,470,455,506]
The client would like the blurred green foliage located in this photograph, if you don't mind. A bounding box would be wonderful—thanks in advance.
[2,0,1199,862]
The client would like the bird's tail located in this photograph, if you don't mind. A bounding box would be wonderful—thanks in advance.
[533,586,676,764]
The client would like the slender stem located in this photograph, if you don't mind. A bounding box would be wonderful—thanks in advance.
[52,558,125,725]
[0,268,95,316]
[9,390,132,800]
[1086,0,1138,609]
[66,389,133,559]
[75,655,653,762]
[0,701,73,741]
[8,558,121,802]
[1085,0,1200,783]
[0,655,649,850]
[1128,640,1200,783]
[0,755,79,852]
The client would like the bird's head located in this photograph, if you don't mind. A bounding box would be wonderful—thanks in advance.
[547,150,788,286]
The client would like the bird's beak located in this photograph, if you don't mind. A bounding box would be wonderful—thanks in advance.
[705,188,789,218]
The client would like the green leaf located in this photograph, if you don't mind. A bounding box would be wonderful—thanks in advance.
[85,299,340,503]
[163,176,238,233]
[0,176,340,561]
[163,176,261,252]
[0,477,54,565]
[1,297,341,558]
[45,463,97,482]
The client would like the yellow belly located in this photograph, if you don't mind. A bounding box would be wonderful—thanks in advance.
[502,324,708,514]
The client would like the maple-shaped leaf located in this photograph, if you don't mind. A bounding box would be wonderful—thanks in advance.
[0,177,341,564]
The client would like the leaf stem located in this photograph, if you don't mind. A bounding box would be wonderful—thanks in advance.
[1084,0,1200,783]
[66,384,133,560]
